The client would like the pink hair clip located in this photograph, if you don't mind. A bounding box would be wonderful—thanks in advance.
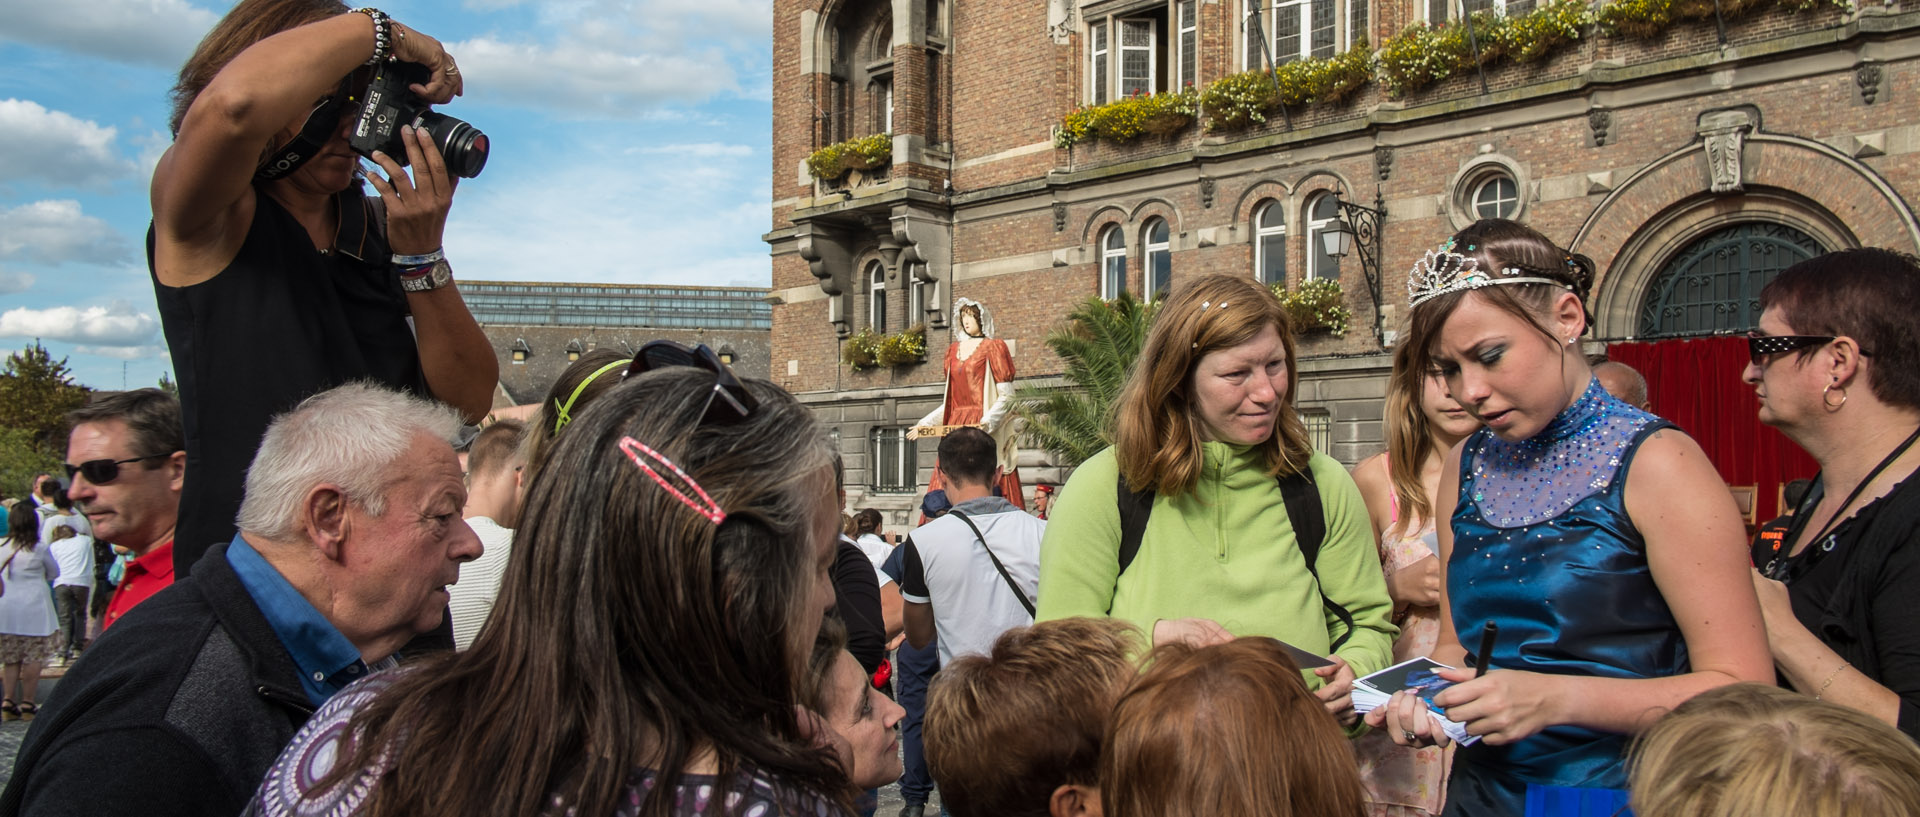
[619,436,726,525]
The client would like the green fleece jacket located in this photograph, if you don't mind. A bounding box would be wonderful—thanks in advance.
[1036,442,1396,684]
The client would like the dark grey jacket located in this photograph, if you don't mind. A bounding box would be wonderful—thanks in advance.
[0,544,315,817]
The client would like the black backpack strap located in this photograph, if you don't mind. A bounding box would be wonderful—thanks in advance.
[948,510,1035,618]
[1278,466,1355,651]
[1116,477,1155,577]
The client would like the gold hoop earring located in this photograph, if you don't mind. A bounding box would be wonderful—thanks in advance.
[1823,383,1848,410]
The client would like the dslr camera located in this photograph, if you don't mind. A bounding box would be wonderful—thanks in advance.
[349,61,489,178]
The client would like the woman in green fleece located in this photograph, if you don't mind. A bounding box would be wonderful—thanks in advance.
[1037,273,1396,724]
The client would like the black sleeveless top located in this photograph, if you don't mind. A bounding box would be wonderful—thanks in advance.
[151,184,426,576]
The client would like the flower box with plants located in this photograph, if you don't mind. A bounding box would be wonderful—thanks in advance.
[1377,0,1593,98]
[1054,88,1200,149]
[807,133,893,181]
[1198,44,1373,133]
[1596,0,1846,39]
[842,324,928,371]
[1271,278,1353,335]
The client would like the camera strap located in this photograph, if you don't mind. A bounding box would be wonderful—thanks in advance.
[255,94,349,182]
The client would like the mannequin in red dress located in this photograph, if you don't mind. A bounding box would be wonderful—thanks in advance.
[908,299,1025,510]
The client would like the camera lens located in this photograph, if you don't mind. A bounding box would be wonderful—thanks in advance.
[417,111,489,178]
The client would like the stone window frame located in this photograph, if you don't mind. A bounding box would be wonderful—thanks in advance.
[1447,154,1530,231]
[1082,0,1175,103]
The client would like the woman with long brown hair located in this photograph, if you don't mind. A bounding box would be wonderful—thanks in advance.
[247,364,854,816]
[1349,341,1480,816]
[1037,273,1396,724]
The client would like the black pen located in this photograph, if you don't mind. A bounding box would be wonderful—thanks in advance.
[1474,622,1499,678]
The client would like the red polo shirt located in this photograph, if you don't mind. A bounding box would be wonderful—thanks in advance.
[103,539,176,630]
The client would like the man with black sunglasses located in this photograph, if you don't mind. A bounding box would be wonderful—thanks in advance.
[61,390,186,631]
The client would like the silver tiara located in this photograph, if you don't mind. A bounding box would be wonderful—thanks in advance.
[1407,248,1568,309]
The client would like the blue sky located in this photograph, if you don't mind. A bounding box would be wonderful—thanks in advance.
[0,0,774,391]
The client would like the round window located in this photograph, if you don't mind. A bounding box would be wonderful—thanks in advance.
[1472,176,1519,219]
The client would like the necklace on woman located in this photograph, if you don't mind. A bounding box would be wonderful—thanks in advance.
[1763,424,1920,581]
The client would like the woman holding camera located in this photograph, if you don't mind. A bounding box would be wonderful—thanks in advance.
[151,0,495,575]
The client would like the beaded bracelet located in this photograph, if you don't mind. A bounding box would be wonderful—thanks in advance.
[351,7,394,66]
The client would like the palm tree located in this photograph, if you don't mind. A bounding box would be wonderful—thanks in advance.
[1012,293,1158,469]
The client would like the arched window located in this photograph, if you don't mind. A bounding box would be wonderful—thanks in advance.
[1144,219,1172,301]
[868,261,888,333]
[1253,200,1287,286]
[1305,193,1341,281]
[1101,225,1128,299]
[1639,222,1825,338]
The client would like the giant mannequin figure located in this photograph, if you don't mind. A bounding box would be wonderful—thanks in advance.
[909,299,1024,510]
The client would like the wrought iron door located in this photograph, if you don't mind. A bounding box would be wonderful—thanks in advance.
[1639,222,1825,338]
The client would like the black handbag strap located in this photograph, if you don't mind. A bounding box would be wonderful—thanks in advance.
[948,510,1036,618]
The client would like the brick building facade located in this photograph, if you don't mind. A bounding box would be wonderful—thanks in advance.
[765,0,1920,523]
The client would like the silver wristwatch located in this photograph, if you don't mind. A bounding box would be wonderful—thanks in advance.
[399,258,452,292]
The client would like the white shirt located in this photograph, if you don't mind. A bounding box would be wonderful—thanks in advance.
[899,497,1044,666]
[854,533,895,586]
[49,534,95,590]
[449,516,514,651]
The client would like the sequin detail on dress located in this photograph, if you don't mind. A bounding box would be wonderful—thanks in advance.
[1469,378,1656,528]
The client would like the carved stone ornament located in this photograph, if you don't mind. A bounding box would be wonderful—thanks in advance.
[1697,110,1754,195]
[1047,0,1078,43]
[1199,178,1217,209]
[1857,63,1883,105]
[1588,108,1612,147]
[1375,146,1394,182]
[1053,202,1068,232]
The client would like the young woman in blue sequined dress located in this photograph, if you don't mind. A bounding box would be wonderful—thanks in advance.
[1362,219,1771,816]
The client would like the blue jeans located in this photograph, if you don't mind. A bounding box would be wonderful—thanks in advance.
[894,643,938,805]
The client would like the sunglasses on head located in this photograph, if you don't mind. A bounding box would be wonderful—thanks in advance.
[625,341,758,426]
[1746,332,1839,367]
[65,454,169,485]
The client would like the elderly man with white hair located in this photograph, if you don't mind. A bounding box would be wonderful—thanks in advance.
[0,383,482,817]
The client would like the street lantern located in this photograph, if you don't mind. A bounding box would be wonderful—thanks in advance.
[1321,214,1356,259]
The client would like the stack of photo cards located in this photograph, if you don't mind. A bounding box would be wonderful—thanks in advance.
[1351,657,1480,746]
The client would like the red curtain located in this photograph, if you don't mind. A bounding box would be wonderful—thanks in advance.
[1606,336,1819,522]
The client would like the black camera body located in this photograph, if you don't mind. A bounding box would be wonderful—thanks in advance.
[349,61,489,178]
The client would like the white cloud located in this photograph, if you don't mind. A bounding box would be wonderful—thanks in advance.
[451,37,739,116]
[628,142,754,158]
[74,344,169,360]
[632,0,769,43]
[0,100,140,188]
[0,0,218,68]
[0,201,134,266]
[0,303,160,346]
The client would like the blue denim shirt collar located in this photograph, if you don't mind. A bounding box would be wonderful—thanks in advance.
[226,533,373,706]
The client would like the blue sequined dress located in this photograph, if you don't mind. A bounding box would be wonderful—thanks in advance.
[1442,378,1685,816]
